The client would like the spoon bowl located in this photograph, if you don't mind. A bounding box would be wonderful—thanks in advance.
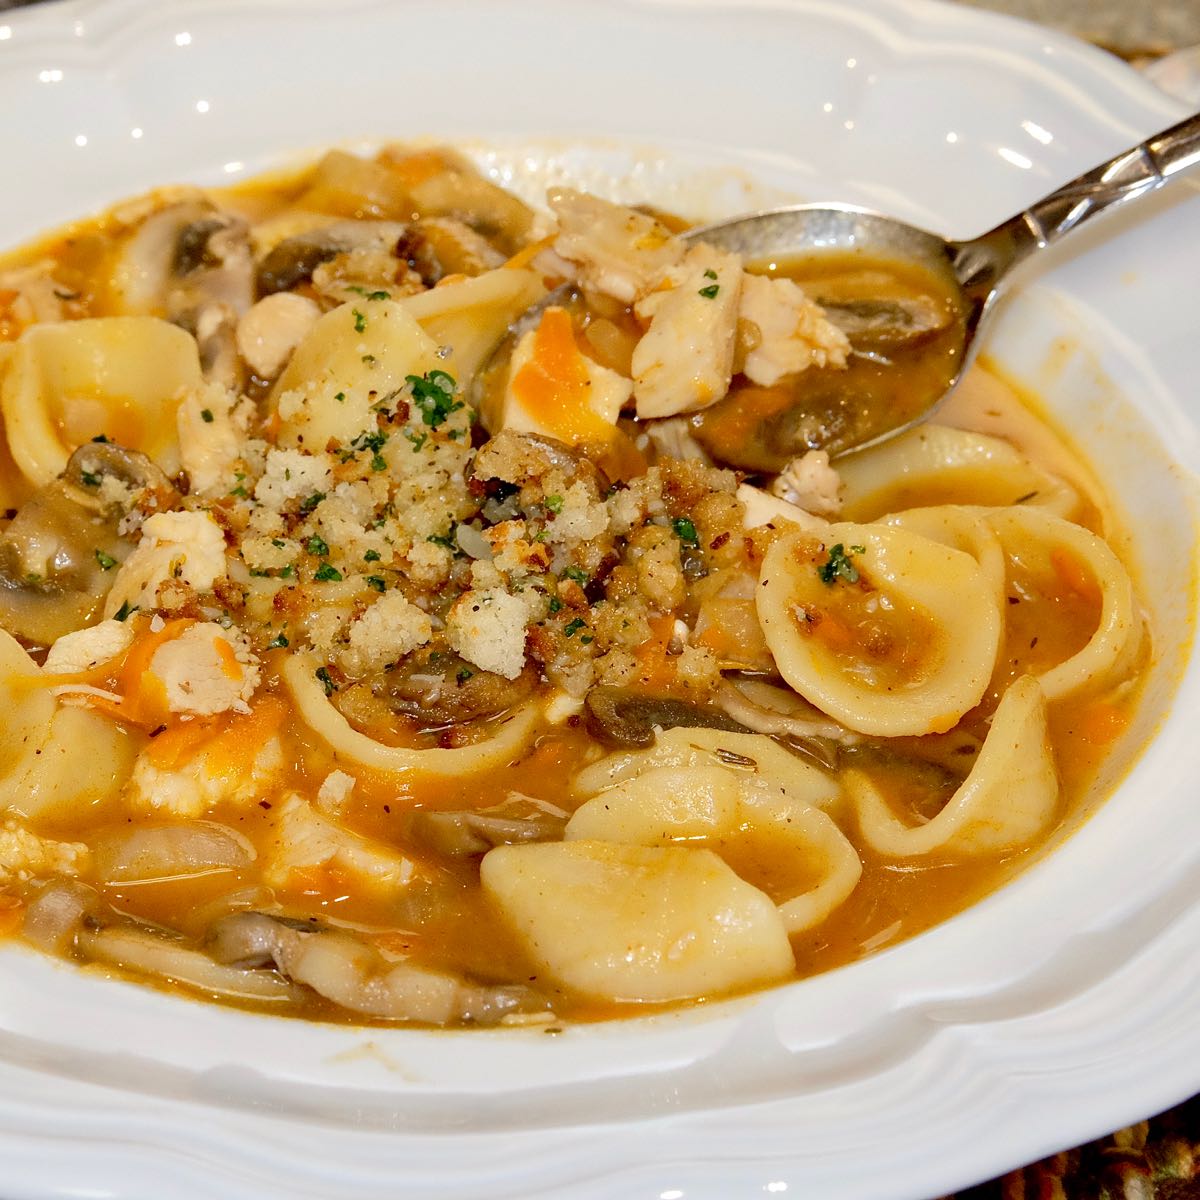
[684,111,1200,456]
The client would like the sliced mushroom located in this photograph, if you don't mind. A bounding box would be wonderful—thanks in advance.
[207,911,550,1025]
[111,199,254,389]
[22,879,101,954]
[410,795,567,857]
[206,910,322,968]
[816,295,952,352]
[378,146,537,255]
[63,441,176,505]
[115,200,253,312]
[78,922,300,1003]
[255,220,409,296]
[717,677,855,771]
[584,686,751,749]
[0,443,173,644]
[172,302,242,390]
[471,430,604,494]
[395,218,506,285]
[374,649,538,729]
[91,820,255,884]
[717,678,857,744]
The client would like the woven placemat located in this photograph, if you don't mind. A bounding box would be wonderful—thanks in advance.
[940,1096,1200,1199]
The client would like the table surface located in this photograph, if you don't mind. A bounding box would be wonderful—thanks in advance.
[961,0,1200,57]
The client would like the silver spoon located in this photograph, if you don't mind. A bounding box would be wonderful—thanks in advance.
[686,110,1200,457]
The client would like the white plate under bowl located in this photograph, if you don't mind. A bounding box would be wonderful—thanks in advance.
[0,2,1197,1198]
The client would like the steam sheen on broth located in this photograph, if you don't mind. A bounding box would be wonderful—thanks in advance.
[0,146,1147,1026]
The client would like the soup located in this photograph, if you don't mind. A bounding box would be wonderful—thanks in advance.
[0,146,1147,1026]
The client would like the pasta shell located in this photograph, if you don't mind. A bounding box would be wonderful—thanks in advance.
[0,317,200,486]
[985,507,1140,703]
[272,299,442,450]
[282,651,540,779]
[757,522,1001,736]
[849,674,1057,856]
[400,266,544,392]
[837,424,1079,523]
[481,840,794,1003]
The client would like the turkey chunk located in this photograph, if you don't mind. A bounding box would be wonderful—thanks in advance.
[446,587,530,680]
[631,244,742,418]
[126,703,285,818]
[549,188,683,304]
[43,619,135,675]
[770,450,843,519]
[148,622,261,717]
[265,795,414,893]
[177,382,243,497]
[737,484,828,533]
[103,510,228,618]
[0,821,89,884]
[738,273,849,386]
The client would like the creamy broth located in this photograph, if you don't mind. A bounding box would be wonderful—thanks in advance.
[0,147,1149,1025]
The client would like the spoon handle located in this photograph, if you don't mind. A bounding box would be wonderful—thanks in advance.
[951,110,1200,300]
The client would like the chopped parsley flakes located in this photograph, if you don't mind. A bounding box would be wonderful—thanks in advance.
[352,308,367,333]
[363,549,382,562]
[112,600,137,622]
[426,524,458,551]
[306,535,329,557]
[315,666,337,696]
[266,633,289,649]
[563,617,586,638]
[313,562,343,582]
[406,369,462,429]
[698,283,720,299]
[351,429,388,455]
[818,542,866,586]
[94,549,117,570]
[672,516,699,547]
[200,408,214,424]
[365,575,386,593]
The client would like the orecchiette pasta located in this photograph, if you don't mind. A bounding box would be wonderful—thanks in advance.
[848,674,1057,856]
[481,840,795,1003]
[837,424,1081,524]
[757,522,1002,736]
[566,760,861,935]
[282,651,542,778]
[0,317,200,484]
[984,507,1140,703]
